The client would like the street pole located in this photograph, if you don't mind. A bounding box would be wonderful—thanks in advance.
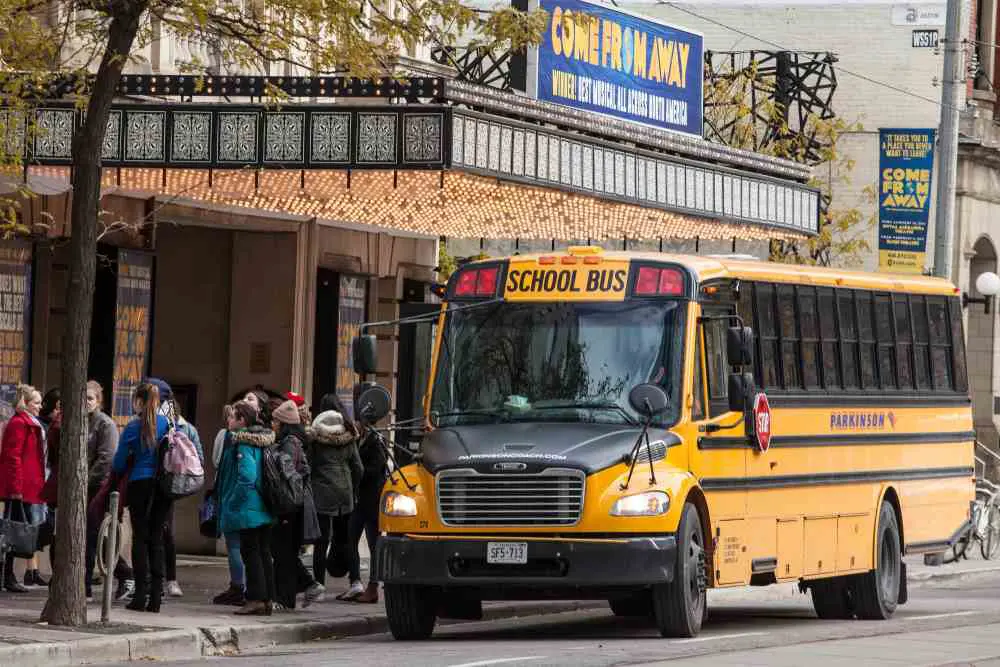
[101,491,119,624]
[932,0,963,279]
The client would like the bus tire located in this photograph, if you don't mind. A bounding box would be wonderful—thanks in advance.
[853,500,902,620]
[384,584,437,640]
[608,591,653,618]
[810,577,855,619]
[652,502,706,638]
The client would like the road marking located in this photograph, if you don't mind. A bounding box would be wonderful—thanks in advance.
[908,611,978,620]
[673,631,765,644]
[449,657,546,667]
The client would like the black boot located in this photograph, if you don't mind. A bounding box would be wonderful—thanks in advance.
[3,556,26,593]
[126,579,147,611]
[146,579,162,613]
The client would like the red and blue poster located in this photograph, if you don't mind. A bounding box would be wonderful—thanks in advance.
[336,275,367,420]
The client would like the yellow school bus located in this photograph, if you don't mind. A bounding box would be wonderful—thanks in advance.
[355,247,975,640]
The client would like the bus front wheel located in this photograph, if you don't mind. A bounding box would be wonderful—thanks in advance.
[810,577,855,619]
[853,500,902,620]
[651,502,706,638]
[384,584,437,640]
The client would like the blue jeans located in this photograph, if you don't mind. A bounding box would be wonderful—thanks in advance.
[225,531,245,588]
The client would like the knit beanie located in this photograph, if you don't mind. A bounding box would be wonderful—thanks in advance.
[272,399,301,425]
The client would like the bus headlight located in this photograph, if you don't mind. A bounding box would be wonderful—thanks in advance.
[610,491,670,517]
[382,491,418,517]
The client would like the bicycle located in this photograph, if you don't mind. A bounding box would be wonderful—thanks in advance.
[943,475,1000,563]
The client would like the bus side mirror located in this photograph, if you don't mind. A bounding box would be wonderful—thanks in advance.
[628,383,670,419]
[728,372,754,413]
[353,335,378,376]
[727,326,754,367]
[356,384,391,424]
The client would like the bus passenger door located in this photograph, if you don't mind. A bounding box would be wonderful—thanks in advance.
[689,304,749,585]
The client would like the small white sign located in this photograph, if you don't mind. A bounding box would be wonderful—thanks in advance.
[892,4,946,26]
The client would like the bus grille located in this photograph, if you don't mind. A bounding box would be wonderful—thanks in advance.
[436,468,585,527]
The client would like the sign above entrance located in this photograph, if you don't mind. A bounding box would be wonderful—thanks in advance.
[536,0,704,137]
[877,128,936,274]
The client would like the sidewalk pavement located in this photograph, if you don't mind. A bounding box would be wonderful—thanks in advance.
[1,551,997,667]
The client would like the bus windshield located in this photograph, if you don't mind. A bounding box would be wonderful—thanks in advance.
[430,301,685,427]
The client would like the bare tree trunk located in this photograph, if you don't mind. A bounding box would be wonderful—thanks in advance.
[41,6,145,626]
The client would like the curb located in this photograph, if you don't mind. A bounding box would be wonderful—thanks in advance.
[0,600,605,666]
[908,563,1000,583]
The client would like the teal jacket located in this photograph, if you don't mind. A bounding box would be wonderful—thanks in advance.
[217,426,275,534]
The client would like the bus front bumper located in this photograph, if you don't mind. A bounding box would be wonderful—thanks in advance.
[373,534,677,588]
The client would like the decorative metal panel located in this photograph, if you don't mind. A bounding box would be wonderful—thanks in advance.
[357,113,396,164]
[625,155,636,199]
[582,145,593,190]
[451,115,464,165]
[500,126,513,174]
[34,108,74,160]
[593,147,605,192]
[524,131,536,178]
[1,110,26,158]
[311,113,350,164]
[657,162,667,205]
[488,123,501,172]
[512,129,525,176]
[218,112,258,163]
[403,113,443,164]
[265,112,305,163]
[125,111,166,162]
[103,111,122,161]
[475,119,489,170]
[571,142,582,188]
[560,140,571,186]
[171,111,212,163]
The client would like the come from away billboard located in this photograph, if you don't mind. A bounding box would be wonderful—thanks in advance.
[536,0,704,137]
[877,128,936,274]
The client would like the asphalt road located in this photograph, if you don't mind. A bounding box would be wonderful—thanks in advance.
[118,571,1000,667]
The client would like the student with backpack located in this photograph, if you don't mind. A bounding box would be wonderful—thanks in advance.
[217,401,275,616]
[110,383,170,612]
[145,378,204,599]
[267,400,321,610]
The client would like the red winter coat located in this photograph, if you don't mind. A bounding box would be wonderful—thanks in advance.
[0,410,46,504]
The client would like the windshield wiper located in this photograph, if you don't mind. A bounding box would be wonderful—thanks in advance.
[431,408,508,425]
[529,401,639,426]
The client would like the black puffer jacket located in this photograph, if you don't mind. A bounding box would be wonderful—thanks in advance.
[306,411,363,516]
[357,427,388,515]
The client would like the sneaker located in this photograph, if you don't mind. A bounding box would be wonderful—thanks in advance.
[24,570,47,587]
[336,580,365,601]
[166,581,183,598]
[303,582,325,607]
[115,579,135,602]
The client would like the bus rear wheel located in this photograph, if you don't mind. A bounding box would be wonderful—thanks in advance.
[384,584,437,640]
[810,577,855,619]
[853,500,902,620]
[651,502,706,638]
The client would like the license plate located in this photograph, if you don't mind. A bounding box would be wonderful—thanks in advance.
[486,541,528,564]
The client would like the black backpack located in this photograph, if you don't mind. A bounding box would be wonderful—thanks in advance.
[261,436,306,516]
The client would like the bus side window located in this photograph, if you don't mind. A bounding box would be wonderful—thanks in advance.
[692,329,706,421]
[704,314,730,416]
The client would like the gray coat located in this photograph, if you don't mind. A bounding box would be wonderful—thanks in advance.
[87,410,118,495]
[306,411,363,516]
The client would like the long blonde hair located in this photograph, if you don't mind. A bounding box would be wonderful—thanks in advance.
[14,384,40,412]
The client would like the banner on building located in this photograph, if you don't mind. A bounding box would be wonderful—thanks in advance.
[878,128,936,274]
[336,275,367,420]
[0,241,32,436]
[536,0,703,137]
[111,250,154,428]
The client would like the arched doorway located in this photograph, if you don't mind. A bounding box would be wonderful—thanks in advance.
[969,236,998,450]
